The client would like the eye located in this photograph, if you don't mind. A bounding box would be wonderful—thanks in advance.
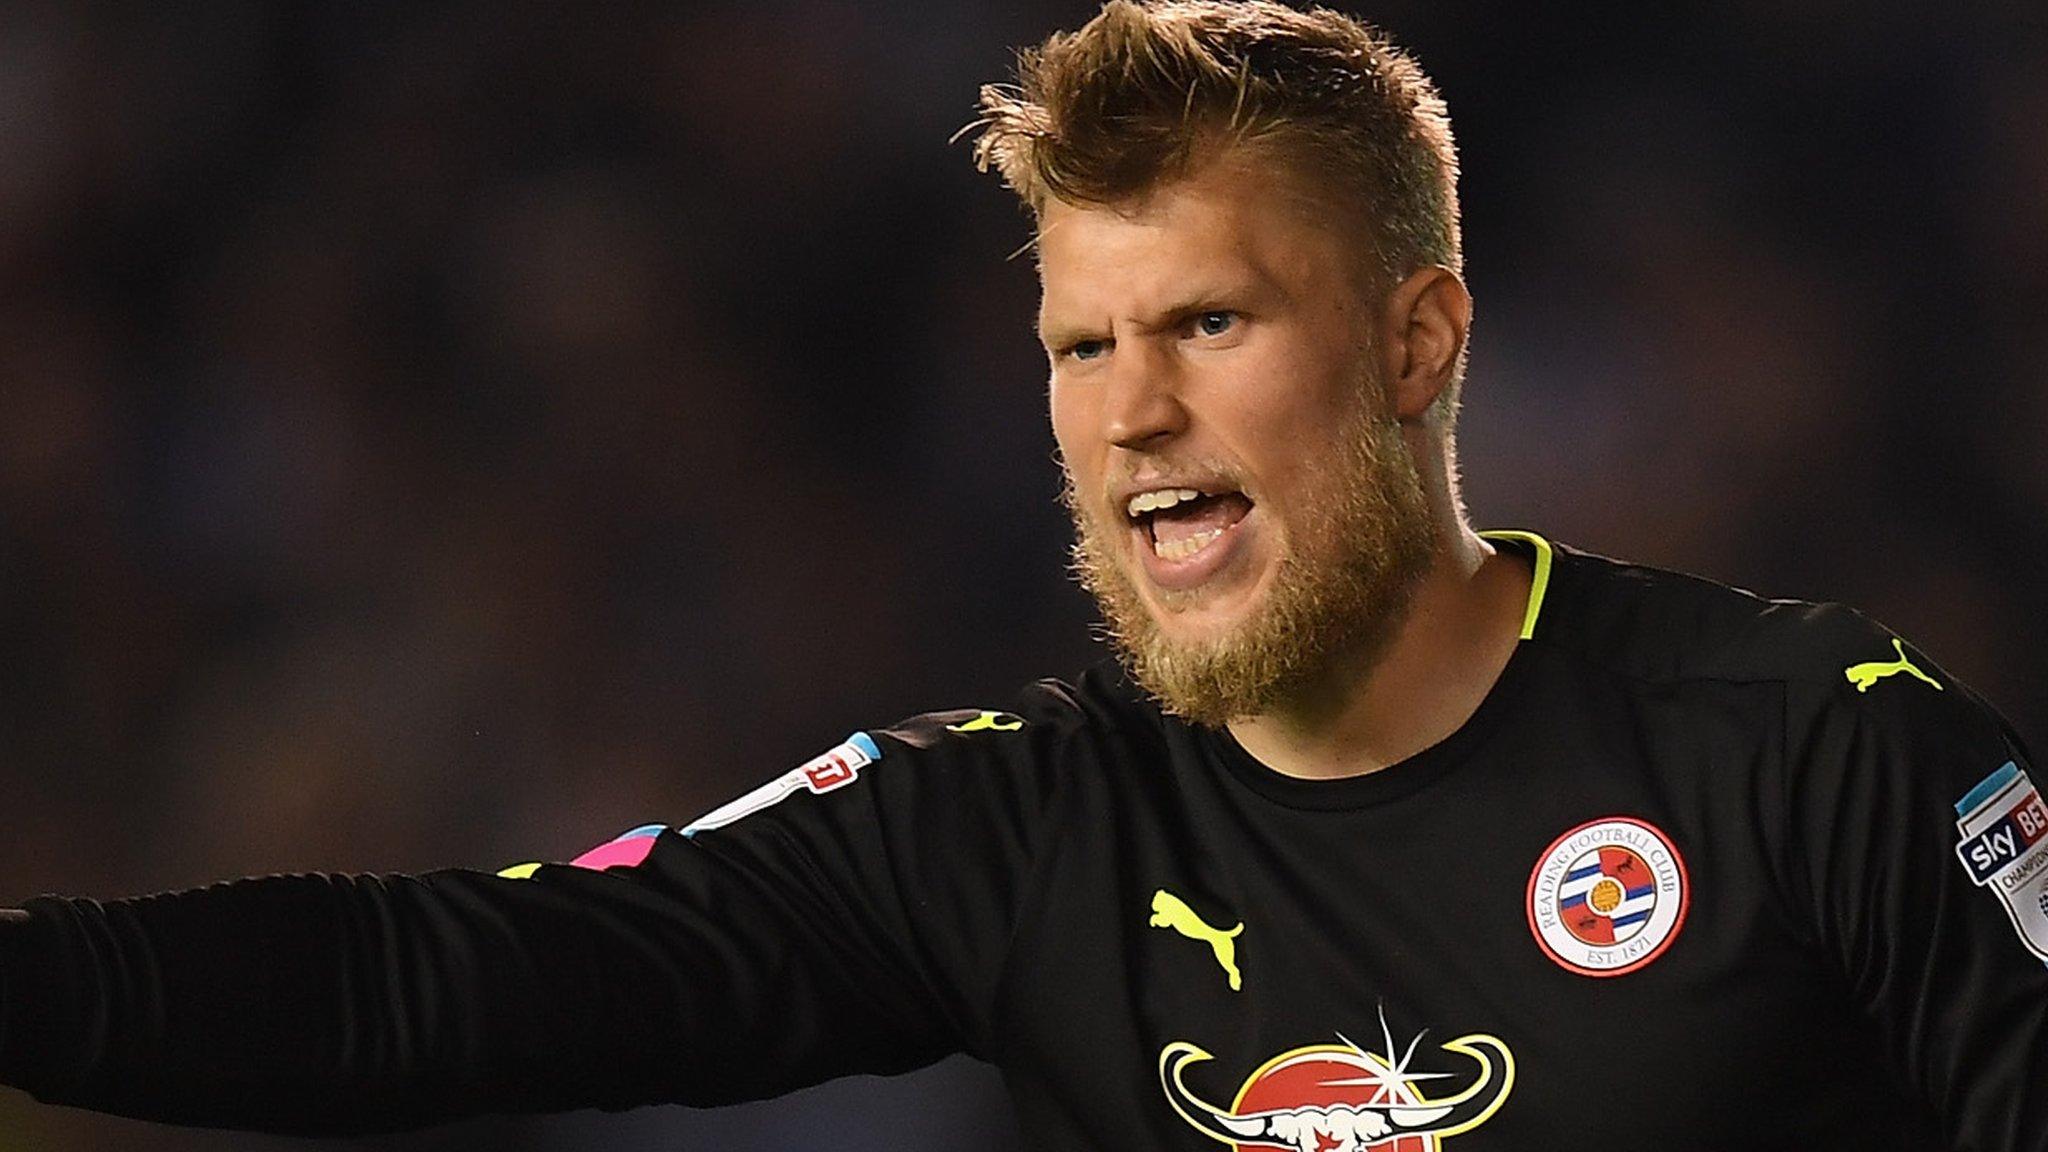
[1194,311,1237,337]
[1068,338,1110,362]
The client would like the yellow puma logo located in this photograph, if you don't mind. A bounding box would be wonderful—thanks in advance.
[1149,888,1243,992]
[1845,637,1942,694]
[946,710,1024,732]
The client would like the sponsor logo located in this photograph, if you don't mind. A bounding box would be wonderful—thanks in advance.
[681,732,881,834]
[945,710,1025,733]
[1527,816,1688,977]
[1159,1014,1514,1151]
[1844,637,1942,694]
[1953,761,2048,962]
[1150,888,1244,992]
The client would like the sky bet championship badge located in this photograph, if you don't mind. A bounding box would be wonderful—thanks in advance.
[1953,761,2048,963]
[1526,816,1689,977]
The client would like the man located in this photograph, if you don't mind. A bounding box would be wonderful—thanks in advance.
[1,2,2041,1149]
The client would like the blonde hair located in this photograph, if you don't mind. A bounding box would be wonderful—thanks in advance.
[968,0,1462,291]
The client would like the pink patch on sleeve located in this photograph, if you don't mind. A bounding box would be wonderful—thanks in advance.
[569,834,658,871]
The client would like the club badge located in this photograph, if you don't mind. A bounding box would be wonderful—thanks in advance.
[1527,815,1689,977]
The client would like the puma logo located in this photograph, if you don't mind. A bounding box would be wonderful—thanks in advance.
[1150,888,1243,991]
[1845,637,1943,694]
[946,710,1024,732]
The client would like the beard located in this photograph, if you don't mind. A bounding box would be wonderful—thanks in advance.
[1064,393,1436,728]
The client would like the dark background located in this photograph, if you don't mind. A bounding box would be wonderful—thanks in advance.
[2,2,2043,1148]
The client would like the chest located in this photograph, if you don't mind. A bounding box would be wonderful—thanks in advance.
[991,687,1932,1150]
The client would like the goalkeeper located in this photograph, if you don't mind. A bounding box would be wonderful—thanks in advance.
[3,3,2042,1149]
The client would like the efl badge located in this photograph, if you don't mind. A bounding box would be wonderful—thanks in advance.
[1953,761,2048,963]
[1527,816,1689,977]
[682,732,880,835]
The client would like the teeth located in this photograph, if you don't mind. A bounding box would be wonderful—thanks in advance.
[1126,487,1204,518]
[1153,526,1224,561]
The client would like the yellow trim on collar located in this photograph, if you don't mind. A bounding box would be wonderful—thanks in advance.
[1479,530,1554,640]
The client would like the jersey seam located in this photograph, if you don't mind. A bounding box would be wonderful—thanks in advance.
[847,730,1002,1061]
[1536,639,1832,963]
[1543,545,1836,687]
[978,712,1083,1065]
[750,812,960,1055]
[1772,679,1827,956]
[1532,625,1805,691]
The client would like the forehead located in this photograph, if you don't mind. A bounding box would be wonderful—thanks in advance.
[1035,160,1365,324]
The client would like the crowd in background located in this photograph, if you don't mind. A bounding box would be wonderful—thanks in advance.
[2,2,2043,1148]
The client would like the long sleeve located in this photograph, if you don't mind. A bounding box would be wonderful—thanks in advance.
[0,689,1074,1135]
[1785,634,2048,1152]
[0,852,949,1132]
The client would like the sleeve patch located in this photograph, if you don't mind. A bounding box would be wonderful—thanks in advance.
[1953,761,2048,964]
[682,732,881,835]
[569,825,665,871]
[497,823,667,879]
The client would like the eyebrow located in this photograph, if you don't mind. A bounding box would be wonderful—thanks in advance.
[1037,279,1273,349]
[1035,318,1098,350]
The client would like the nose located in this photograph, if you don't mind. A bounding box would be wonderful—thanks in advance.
[1102,342,1188,451]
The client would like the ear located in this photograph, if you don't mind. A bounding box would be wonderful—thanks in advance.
[1378,266,1472,423]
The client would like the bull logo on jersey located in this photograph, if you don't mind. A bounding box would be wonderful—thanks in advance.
[1527,815,1689,976]
[1159,1018,1514,1152]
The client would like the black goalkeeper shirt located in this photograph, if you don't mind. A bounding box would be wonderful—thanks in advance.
[2,534,2044,1149]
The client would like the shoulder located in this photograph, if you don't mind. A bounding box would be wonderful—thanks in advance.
[676,666,1167,842]
[1540,540,1932,691]
[868,663,1167,773]
[1535,539,2019,758]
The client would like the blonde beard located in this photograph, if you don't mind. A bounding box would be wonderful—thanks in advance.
[1066,407,1436,728]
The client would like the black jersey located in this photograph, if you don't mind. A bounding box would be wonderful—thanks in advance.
[3,534,2044,1149]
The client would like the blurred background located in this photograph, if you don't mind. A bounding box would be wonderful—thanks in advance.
[1,0,2043,1147]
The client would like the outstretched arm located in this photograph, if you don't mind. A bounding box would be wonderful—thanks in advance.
[0,833,957,1134]
[0,702,1066,1137]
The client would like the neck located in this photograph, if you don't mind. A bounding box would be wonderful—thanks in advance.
[1225,522,1532,780]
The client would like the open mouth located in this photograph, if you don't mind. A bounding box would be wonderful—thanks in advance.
[1127,487,1255,563]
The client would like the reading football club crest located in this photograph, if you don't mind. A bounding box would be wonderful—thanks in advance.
[1527,816,1688,977]
[1953,761,2048,963]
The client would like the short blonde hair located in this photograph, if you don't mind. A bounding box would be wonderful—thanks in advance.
[969,0,1462,291]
